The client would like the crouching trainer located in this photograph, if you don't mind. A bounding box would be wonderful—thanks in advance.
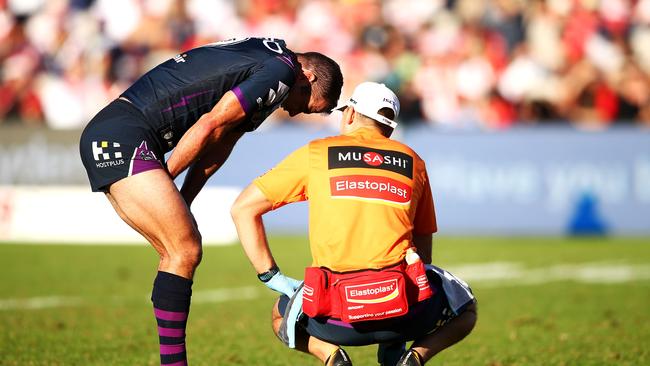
[231,82,477,366]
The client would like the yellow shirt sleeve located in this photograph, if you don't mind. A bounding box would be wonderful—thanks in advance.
[253,144,309,210]
[413,168,437,235]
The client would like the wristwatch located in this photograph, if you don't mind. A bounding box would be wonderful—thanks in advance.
[257,265,280,282]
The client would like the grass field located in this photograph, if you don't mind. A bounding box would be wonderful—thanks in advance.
[1,236,649,366]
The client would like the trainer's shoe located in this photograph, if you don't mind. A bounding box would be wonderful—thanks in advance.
[396,349,423,366]
[325,348,352,366]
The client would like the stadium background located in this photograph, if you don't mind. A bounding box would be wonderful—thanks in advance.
[1,0,649,365]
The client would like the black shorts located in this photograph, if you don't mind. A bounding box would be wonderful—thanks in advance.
[79,99,165,192]
[278,267,475,346]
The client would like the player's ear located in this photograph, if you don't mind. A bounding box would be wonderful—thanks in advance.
[345,106,355,125]
[301,68,317,83]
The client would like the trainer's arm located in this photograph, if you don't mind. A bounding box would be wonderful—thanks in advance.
[179,130,245,207]
[230,183,277,274]
[413,233,433,264]
[166,91,246,179]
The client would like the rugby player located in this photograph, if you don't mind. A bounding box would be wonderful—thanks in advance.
[231,82,477,365]
[79,37,343,365]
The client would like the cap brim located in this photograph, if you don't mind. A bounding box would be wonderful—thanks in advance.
[334,104,348,111]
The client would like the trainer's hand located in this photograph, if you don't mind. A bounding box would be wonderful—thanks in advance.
[264,271,302,297]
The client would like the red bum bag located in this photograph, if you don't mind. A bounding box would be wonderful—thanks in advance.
[302,260,433,323]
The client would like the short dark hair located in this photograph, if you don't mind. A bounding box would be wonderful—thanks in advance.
[296,52,343,112]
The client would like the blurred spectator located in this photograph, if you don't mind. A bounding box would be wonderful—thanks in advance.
[615,59,650,124]
[0,0,649,130]
[0,14,43,125]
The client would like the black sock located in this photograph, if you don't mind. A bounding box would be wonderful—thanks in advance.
[151,271,193,365]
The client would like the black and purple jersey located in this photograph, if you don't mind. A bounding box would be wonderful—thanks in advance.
[120,37,298,151]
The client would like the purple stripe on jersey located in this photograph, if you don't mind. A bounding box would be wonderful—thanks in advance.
[276,55,294,68]
[162,90,212,112]
[158,326,185,338]
[154,308,188,322]
[326,318,354,329]
[160,343,185,355]
[130,159,162,176]
[231,86,251,114]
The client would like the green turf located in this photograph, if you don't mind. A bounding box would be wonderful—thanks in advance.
[1,237,649,365]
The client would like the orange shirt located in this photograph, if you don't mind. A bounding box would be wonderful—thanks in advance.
[254,127,437,272]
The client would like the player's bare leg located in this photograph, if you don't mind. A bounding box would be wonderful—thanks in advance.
[105,193,158,247]
[403,302,478,364]
[106,168,202,365]
[106,169,202,278]
[271,299,351,365]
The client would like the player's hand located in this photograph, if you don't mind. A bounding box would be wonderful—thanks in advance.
[264,271,302,297]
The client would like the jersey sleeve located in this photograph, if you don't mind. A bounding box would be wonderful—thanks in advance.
[413,168,437,235]
[231,56,296,131]
[254,144,309,210]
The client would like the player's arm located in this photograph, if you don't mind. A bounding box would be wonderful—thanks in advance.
[413,233,433,264]
[166,91,246,179]
[231,145,308,295]
[413,165,437,264]
[179,129,245,207]
[231,183,301,297]
[231,145,308,272]
[230,184,276,274]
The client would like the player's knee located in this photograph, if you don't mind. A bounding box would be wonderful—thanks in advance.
[191,232,203,266]
[169,246,202,270]
[194,224,203,243]
[467,302,477,319]
[271,299,283,336]
[271,298,283,322]
[167,231,203,269]
[460,302,478,335]
[182,242,203,268]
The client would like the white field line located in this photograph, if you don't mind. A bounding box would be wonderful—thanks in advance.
[0,287,264,311]
[0,296,83,310]
[190,286,261,304]
[2,262,650,311]
[446,262,650,288]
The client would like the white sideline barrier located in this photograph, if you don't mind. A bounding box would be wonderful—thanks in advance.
[0,186,241,245]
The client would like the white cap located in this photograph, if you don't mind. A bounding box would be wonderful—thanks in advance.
[336,82,400,128]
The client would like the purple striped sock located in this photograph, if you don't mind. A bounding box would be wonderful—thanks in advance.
[152,271,192,365]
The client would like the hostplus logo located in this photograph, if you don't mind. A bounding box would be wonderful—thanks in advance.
[328,146,413,178]
[92,141,125,168]
[173,54,187,63]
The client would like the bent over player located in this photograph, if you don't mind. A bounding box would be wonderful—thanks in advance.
[231,82,477,365]
[79,37,343,365]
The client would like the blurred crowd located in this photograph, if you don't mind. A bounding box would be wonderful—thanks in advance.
[1,0,650,130]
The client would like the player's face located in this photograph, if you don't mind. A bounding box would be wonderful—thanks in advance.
[282,79,330,116]
[281,83,309,116]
